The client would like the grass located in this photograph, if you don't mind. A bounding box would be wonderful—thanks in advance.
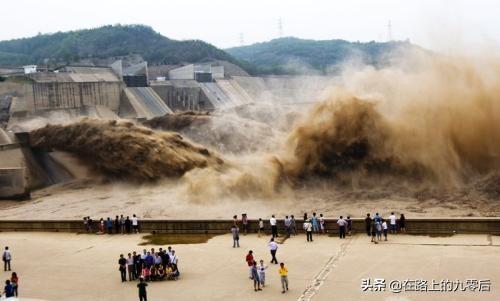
[139,233,220,245]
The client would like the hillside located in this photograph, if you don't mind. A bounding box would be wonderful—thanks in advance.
[0,24,246,68]
[226,37,418,75]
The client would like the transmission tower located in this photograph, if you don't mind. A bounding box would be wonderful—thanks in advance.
[278,18,283,38]
[239,33,245,46]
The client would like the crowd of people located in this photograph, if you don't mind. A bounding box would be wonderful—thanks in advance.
[232,211,407,242]
[83,214,140,234]
[118,247,180,284]
[245,250,289,293]
[365,212,406,244]
[2,246,19,299]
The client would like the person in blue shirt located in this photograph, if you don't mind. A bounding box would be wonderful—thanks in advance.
[106,217,113,234]
[311,212,319,233]
[374,213,382,223]
[145,252,154,268]
[3,280,14,298]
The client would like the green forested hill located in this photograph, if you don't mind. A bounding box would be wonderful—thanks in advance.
[226,37,418,74]
[0,24,244,68]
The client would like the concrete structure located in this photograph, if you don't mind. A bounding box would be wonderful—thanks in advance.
[150,80,213,111]
[120,87,173,119]
[0,129,28,199]
[0,218,499,234]
[23,65,37,74]
[169,64,224,81]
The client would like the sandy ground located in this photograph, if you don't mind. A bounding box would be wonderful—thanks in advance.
[1,179,500,220]
[0,232,498,301]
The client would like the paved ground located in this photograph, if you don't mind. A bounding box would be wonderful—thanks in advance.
[0,232,498,301]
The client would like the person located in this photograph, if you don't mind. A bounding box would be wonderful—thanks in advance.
[145,252,154,268]
[127,253,136,281]
[284,215,292,238]
[133,251,142,279]
[279,262,289,293]
[319,214,326,234]
[258,218,264,237]
[376,220,382,241]
[169,250,178,266]
[3,246,11,271]
[3,279,14,299]
[258,260,267,287]
[337,216,347,239]
[142,266,151,282]
[233,215,238,227]
[374,213,381,223]
[118,254,127,282]
[291,215,297,235]
[370,220,378,244]
[106,217,113,234]
[231,225,240,248]
[125,216,132,234]
[114,216,120,234]
[156,264,165,280]
[99,218,105,234]
[87,216,93,232]
[268,238,278,264]
[137,277,148,301]
[303,213,308,222]
[270,215,278,238]
[382,219,388,241]
[346,216,352,236]
[120,215,126,234]
[132,214,139,233]
[246,250,254,278]
[311,212,319,233]
[242,213,248,235]
[389,212,397,234]
[251,261,262,291]
[365,214,372,236]
[11,272,18,297]
[83,217,89,232]
[399,213,406,233]
[303,219,313,242]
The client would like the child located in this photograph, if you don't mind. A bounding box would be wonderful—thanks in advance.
[11,272,18,297]
[142,266,151,282]
[382,219,388,241]
[3,280,14,298]
[258,260,267,287]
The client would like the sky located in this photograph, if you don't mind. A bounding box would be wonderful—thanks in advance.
[0,0,499,52]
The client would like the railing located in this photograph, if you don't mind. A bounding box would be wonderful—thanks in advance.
[0,218,499,235]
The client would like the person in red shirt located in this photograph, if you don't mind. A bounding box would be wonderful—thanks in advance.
[245,250,254,279]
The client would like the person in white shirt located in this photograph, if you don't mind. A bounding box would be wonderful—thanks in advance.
[303,219,313,242]
[337,216,347,239]
[382,220,388,241]
[127,253,136,281]
[389,212,397,234]
[270,215,278,238]
[169,250,178,265]
[132,214,139,234]
[268,238,278,264]
[3,246,11,271]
